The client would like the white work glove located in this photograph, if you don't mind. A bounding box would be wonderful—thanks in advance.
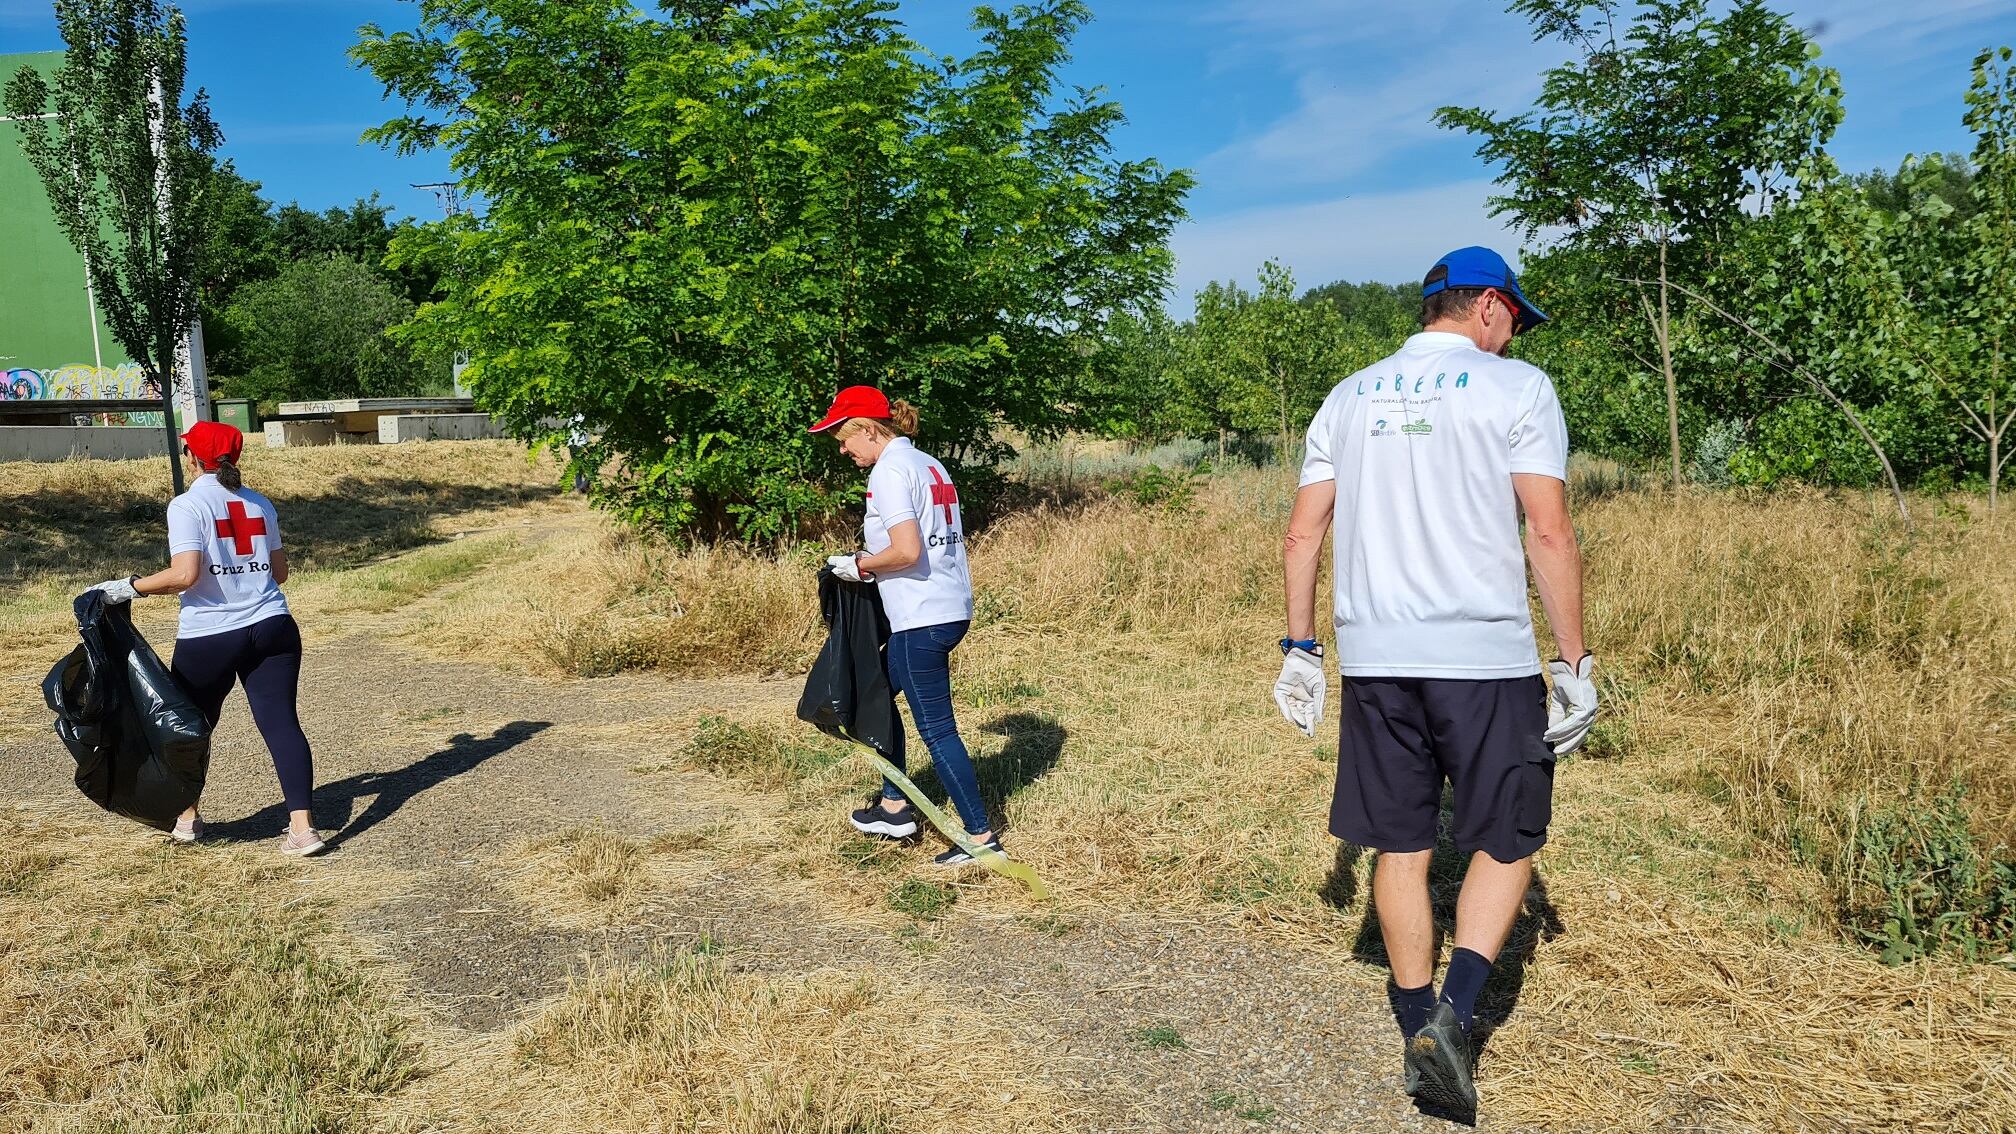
[1543,653,1599,755]
[1273,646,1326,738]
[825,554,865,583]
[90,576,142,605]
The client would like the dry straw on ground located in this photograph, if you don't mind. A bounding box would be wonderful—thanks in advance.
[488,462,2015,1132]
[379,946,1071,1134]
[3,443,2013,1132]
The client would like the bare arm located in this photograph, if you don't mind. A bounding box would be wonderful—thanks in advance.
[270,547,289,586]
[857,519,922,575]
[1513,473,1586,661]
[1283,480,1336,642]
[134,550,203,597]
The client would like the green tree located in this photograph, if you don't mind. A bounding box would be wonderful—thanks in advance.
[4,0,222,494]
[353,0,1190,540]
[1301,279,1416,341]
[1082,308,1186,444]
[1178,262,1362,460]
[1934,49,2016,509]
[1435,0,1843,490]
[222,254,436,405]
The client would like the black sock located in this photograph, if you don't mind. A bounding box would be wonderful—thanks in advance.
[1438,947,1492,1032]
[1388,980,1435,1039]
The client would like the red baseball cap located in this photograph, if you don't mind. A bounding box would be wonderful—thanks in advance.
[807,385,891,434]
[180,420,245,468]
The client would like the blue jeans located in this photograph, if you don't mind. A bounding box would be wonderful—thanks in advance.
[882,620,989,835]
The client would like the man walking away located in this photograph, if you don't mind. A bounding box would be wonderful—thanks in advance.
[1273,247,1598,1118]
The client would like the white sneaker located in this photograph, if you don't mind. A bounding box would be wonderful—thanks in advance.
[170,815,205,844]
[279,829,327,857]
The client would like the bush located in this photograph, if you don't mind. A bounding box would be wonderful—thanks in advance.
[1850,787,2016,964]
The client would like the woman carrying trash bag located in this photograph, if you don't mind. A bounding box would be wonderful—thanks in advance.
[88,421,324,856]
[810,386,1002,866]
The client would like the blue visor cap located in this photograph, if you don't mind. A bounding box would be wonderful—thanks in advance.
[1422,246,1548,332]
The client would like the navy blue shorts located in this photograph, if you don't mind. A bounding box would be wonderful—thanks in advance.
[1329,674,1553,864]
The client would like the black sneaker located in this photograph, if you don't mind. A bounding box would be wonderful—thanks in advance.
[850,798,920,839]
[933,836,1005,867]
[1404,1002,1478,1116]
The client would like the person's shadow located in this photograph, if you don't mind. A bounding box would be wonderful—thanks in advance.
[904,711,1066,832]
[208,721,552,850]
[1318,815,1567,1125]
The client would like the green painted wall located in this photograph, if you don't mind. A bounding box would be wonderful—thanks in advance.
[2,51,138,401]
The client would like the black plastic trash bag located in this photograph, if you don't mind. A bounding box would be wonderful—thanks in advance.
[796,567,900,757]
[43,591,211,831]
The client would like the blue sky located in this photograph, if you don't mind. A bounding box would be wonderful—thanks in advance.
[5,0,2013,312]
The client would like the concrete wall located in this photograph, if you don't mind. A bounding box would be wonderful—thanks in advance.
[0,426,168,462]
[379,413,504,443]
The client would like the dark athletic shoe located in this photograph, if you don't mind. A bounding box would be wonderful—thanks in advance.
[1405,1002,1478,1116]
[1403,1045,1423,1098]
[933,836,1005,867]
[850,798,920,839]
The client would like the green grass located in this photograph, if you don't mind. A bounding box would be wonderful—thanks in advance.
[886,879,958,921]
[1133,1024,1186,1051]
[310,533,513,614]
[678,716,849,789]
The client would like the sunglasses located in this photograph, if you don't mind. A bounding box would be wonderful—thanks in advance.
[1484,288,1532,335]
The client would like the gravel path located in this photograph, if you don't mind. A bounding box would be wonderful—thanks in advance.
[1,595,1514,1132]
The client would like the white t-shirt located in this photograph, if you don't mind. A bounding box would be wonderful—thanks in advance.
[1299,332,1569,679]
[865,438,974,633]
[165,473,291,639]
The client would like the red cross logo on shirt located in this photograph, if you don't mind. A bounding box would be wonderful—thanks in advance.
[214,500,268,556]
[927,466,959,526]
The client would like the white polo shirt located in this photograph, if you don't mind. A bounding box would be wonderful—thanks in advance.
[165,473,291,639]
[1300,332,1569,679]
[864,438,974,633]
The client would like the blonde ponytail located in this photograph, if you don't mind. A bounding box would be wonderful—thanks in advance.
[888,399,920,437]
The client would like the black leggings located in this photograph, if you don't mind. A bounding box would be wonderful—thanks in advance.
[171,614,314,814]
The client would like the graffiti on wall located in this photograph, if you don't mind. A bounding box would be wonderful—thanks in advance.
[2,363,159,401]
[2,364,164,426]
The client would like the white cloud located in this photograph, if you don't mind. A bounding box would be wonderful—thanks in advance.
[1167,179,1526,315]
[1191,1,1561,189]
[1804,0,2016,55]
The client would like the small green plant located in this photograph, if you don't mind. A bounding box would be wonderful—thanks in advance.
[836,839,901,873]
[680,716,846,788]
[964,674,1045,708]
[1208,1090,1238,1111]
[887,879,957,921]
[1022,913,1076,938]
[1133,1023,1186,1051]
[1236,1104,1275,1123]
[1851,785,2016,964]
[1619,1052,1661,1074]
[1107,464,1201,511]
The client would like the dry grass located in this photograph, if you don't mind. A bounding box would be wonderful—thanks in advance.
[505,823,727,929]
[5,443,2014,1132]
[0,806,419,1134]
[379,945,1069,1134]
[474,464,2016,1131]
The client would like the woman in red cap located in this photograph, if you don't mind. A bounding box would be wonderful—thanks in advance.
[809,386,1002,866]
[89,421,324,855]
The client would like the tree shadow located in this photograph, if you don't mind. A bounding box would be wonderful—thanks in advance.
[903,711,1066,833]
[0,474,560,584]
[206,720,552,849]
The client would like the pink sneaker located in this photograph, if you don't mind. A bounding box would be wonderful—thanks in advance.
[170,815,205,844]
[279,829,326,857]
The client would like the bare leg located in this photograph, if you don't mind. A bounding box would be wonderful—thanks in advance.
[1452,852,1533,961]
[1373,849,1435,988]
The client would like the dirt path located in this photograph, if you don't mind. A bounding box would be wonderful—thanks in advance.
[0,565,1509,1133]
